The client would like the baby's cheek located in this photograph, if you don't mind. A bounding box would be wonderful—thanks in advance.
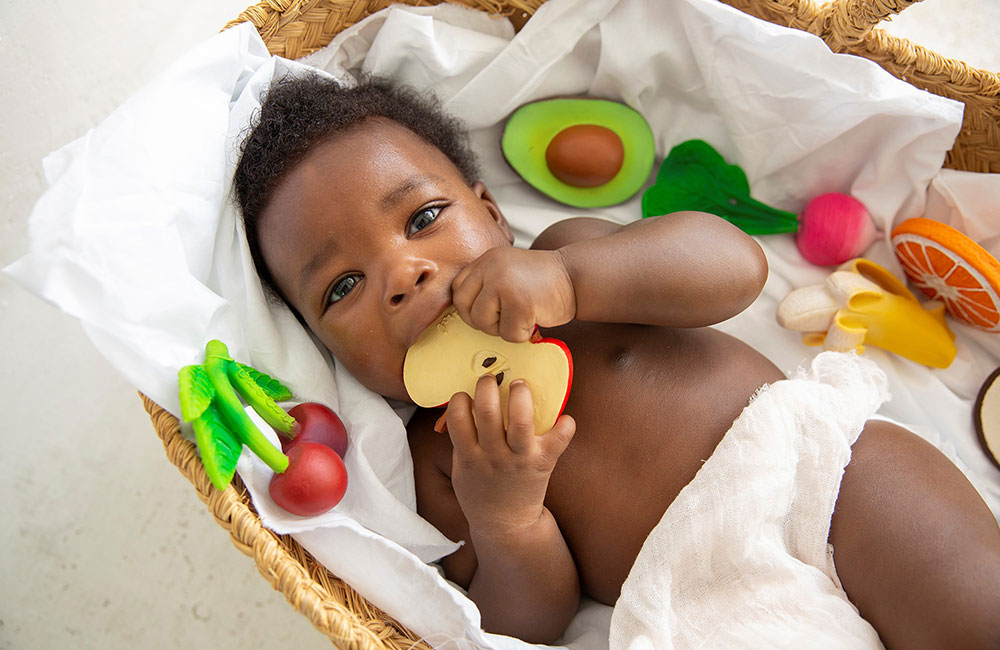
[457,226,513,263]
[341,346,410,402]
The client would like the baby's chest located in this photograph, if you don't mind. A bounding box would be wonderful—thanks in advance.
[539,321,781,603]
[542,378,720,604]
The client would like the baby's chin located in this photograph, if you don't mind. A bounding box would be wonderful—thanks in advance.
[362,372,412,404]
[389,386,417,404]
[338,354,411,402]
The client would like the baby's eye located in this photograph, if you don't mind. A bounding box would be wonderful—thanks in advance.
[324,274,361,308]
[408,205,442,236]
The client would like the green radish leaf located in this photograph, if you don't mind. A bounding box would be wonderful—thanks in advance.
[229,363,296,435]
[641,139,799,235]
[655,139,751,194]
[178,364,214,422]
[192,404,243,491]
[236,362,292,401]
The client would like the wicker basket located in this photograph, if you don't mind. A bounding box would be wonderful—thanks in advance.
[141,1,1000,648]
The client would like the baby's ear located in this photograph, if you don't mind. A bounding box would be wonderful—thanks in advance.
[472,181,514,244]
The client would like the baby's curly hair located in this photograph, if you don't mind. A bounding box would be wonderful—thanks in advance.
[233,72,480,304]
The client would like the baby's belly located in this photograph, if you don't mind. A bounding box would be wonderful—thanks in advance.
[539,321,784,604]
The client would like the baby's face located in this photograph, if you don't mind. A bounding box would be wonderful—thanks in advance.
[258,117,513,402]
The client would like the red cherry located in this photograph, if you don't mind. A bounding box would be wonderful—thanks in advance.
[268,442,348,517]
[281,402,349,458]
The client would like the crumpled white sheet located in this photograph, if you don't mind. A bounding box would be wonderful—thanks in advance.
[610,351,889,650]
[5,0,1000,647]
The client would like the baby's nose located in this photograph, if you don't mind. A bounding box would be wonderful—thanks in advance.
[384,258,436,308]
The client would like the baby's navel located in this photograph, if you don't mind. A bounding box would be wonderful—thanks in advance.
[609,345,634,370]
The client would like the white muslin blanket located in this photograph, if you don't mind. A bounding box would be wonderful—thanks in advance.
[610,351,889,650]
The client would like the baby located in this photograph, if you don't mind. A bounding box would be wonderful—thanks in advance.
[234,74,1000,646]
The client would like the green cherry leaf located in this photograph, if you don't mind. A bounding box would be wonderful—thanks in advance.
[235,362,293,402]
[192,404,243,491]
[178,364,214,422]
[229,363,296,436]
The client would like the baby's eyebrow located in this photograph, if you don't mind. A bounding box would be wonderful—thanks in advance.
[380,174,443,210]
[298,238,339,300]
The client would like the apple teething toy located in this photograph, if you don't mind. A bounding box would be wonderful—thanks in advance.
[403,308,573,435]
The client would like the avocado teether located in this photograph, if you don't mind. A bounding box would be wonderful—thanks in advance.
[501,98,654,208]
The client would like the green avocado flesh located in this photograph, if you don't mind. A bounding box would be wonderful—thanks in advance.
[501,98,655,208]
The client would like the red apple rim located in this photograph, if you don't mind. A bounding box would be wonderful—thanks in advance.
[402,307,573,435]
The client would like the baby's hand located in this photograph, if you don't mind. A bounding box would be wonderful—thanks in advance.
[445,375,576,534]
[452,247,576,342]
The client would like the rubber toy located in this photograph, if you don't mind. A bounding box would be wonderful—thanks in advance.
[403,307,572,435]
[641,140,877,265]
[178,339,296,490]
[974,367,1000,470]
[776,258,957,368]
[796,193,878,266]
[501,98,655,208]
[891,217,1000,332]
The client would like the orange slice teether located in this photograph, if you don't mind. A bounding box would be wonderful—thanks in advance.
[891,218,1000,332]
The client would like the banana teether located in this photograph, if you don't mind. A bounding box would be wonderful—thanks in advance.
[777,258,956,368]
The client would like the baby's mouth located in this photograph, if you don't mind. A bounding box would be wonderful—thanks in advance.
[405,301,455,351]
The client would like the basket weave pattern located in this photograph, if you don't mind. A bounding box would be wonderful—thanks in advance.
[144,0,1000,647]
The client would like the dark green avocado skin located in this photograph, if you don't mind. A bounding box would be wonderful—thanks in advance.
[501,98,655,208]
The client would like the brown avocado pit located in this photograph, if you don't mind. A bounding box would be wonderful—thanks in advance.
[545,124,625,187]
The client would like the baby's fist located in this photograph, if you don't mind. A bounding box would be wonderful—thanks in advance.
[452,248,575,342]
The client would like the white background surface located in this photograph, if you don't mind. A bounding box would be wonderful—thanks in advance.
[2,1,998,648]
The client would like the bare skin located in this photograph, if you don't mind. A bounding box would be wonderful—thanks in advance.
[256,117,1000,646]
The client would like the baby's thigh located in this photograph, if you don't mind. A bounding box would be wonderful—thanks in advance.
[830,419,1000,650]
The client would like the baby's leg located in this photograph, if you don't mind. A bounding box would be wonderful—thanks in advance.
[830,419,1000,649]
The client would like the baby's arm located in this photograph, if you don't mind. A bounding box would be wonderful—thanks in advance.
[408,377,580,643]
[534,212,767,327]
[831,419,1000,649]
[451,212,767,342]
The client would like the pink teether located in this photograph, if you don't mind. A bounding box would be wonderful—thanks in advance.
[795,193,877,266]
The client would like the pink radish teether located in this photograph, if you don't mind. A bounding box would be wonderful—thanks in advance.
[642,142,879,266]
[795,193,878,266]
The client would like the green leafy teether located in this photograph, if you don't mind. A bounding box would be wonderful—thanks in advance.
[178,340,295,490]
[641,139,799,235]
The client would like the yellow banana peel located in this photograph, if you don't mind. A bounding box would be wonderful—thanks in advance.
[776,258,956,368]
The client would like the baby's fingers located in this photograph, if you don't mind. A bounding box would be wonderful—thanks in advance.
[451,268,483,328]
[498,301,536,343]
[506,380,536,454]
[472,373,507,454]
[539,414,576,463]
[468,290,501,337]
[445,392,478,452]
